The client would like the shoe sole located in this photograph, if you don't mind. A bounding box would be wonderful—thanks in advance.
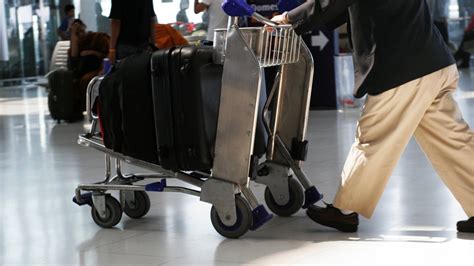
[306,210,358,233]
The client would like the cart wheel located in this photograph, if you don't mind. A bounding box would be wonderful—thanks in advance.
[123,191,151,219]
[91,195,122,228]
[210,195,252,239]
[264,177,304,217]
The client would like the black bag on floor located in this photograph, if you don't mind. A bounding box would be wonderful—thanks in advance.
[151,46,222,171]
[47,69,83,122]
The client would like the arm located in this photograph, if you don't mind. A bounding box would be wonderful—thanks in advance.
[194,0,209,14]
[67,49,80,72]
[109,19,121,63]
[109,0,121,63]
[326,10,349,30]
[287,0,355,34]
[69,24,80,58]
[70,37,80,58]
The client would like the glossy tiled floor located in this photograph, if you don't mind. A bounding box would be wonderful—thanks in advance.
[0,70,473,265]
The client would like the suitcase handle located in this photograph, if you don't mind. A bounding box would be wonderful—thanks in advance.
[86,76,102,122]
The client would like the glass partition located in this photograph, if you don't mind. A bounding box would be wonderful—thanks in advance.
[1,0,62,80]
[0,0,211,80]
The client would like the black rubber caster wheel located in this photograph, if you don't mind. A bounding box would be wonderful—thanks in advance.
[264,177,304,217]
[123,191,151,219]
[210,195,252,239]
[91,195,122,228]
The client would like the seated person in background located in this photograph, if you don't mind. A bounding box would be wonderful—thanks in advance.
[69,19,109,77]
[68,19,110,111]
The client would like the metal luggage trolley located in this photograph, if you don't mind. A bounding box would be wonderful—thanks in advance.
[73,0,322,238]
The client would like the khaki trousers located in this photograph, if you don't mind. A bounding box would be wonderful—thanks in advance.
[333,64,474,219]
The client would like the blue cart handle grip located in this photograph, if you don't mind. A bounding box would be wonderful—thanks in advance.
[222,0,255,17]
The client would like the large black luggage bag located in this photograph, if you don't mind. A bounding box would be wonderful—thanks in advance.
[48,69,83,122]
[151,46,222,171]
[98,53,159,164]
[120,52,159,164]
[98,65,124,153]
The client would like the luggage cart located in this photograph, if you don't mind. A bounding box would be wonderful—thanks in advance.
[73,2,322,238]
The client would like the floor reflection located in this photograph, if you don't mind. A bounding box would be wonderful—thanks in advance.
[0,69,473,265]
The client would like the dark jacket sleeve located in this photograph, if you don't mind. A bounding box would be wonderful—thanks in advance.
[109,0,122,19]
[288,0,356,34]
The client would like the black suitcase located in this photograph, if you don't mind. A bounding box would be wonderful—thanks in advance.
[98,54,159,164]
[120,52,159,164]
[98,66,124,152]
[48,69,83,122]
[151,46,222,171]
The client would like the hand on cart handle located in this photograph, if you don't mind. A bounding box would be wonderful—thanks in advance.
[271,0,306,25]
[271,12,290,25]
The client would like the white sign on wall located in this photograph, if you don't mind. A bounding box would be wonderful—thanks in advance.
[0,0,9,61]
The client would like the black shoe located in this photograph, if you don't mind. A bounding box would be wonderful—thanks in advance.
[306,204,359,232]
[457,217,474,233]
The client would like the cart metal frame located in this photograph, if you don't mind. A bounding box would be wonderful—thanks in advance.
[73,15,322,238]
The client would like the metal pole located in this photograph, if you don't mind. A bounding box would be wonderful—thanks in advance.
[116,158,123,178]
[174,172,204,188]
[0,0,9,61]
[275,135,312,189]
[105,154,111,181]
[38,0,49,74]
[240,185,259,209]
